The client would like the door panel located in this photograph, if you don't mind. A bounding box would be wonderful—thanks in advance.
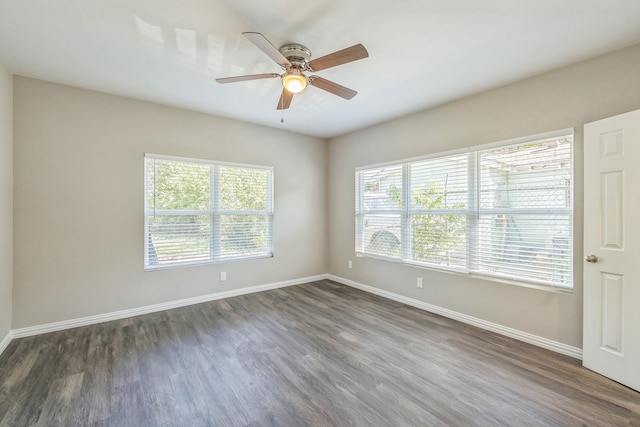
[600,272,623,355]
[600,171,623,249]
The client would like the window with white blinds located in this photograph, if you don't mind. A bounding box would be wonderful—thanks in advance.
[144,154,273,269]
[356,131,573,289]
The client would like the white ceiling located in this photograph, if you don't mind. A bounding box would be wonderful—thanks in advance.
[1,1,640,139]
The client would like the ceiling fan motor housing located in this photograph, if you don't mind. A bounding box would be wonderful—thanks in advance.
[279,44,311,68]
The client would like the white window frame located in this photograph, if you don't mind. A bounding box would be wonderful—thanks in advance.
[355,129,574,290]
[144,153,274,270]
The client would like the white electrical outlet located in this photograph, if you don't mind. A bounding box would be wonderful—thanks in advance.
[417,277,423,288]
[348,260,353,269]
[220,272,226,281]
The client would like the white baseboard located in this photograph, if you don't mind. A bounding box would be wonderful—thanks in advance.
[10,274,329,340]
[327,274,583,360]
[0,330,12,355]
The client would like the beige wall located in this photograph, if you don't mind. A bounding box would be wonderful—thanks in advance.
[328,44,640,348]
[0,65,12,340]
[12,77,327,328]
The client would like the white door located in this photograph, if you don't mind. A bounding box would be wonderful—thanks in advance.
[583,109,640,392]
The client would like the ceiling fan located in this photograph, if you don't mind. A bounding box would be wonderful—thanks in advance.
[216,32,369,110]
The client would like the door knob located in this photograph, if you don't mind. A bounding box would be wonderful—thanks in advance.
[585,254,598,263]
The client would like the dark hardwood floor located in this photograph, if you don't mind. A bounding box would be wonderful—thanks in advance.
[1,280,639,426]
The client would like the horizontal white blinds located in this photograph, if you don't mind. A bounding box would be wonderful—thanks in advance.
[479,137,572,210]
[355,164,403,257]
[410,214,467,268]
[475,214,571,284]
[355,132,573,289]
[408,154,469,268]
[410,154,469,210]
[474,136,573,286]
[145,155,273,268]
[147,215,212,265]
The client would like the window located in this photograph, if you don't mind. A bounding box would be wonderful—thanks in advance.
[144,154,273,269]
[356,130,573,289]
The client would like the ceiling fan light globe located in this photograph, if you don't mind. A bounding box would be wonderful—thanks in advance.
[282,73,307,94]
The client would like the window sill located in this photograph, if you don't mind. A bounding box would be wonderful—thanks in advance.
[144,253,274,272]
[356,253,574,294]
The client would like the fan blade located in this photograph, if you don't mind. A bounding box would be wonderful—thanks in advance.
[216,73,280,84]
[307,43,368,72]
[277,89,294,110]
[309,76,357,100]
[243,32,290,68]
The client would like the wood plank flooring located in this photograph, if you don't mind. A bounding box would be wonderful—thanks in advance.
[1,280,639,426]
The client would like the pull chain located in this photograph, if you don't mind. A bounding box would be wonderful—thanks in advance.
[280,95,284,123]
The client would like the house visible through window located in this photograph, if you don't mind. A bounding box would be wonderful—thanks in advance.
[144,154,273,269]
[355,130,574,289]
